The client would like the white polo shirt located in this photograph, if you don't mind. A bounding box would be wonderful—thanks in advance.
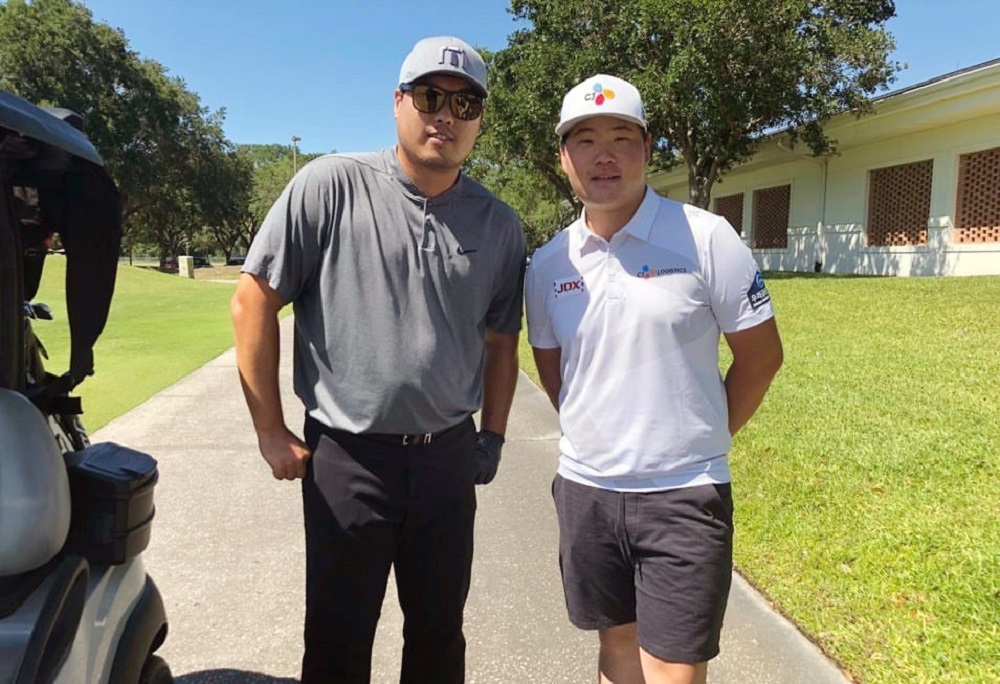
[525,187,775,492]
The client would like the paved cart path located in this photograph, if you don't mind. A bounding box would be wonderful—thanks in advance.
[93,317,848,683]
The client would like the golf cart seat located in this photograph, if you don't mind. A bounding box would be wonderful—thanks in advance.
[0,389,71,577]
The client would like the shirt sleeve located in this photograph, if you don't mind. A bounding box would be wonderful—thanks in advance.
[702,215,775,333]
[242,159,334,304]
[484,213,527,335]
[525,253,559,348]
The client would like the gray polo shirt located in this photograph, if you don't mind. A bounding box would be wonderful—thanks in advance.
[244,148,526,434]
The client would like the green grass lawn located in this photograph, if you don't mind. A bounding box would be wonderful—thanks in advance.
[32,260,999,682]
[32,256,240,431]
[733,274,999,684]
[524,273,999,684]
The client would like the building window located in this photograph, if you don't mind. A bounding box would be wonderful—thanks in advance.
[752,185,790,249]
[867,160,932,246]
[713,193,744,235]
[955,146,1000,243]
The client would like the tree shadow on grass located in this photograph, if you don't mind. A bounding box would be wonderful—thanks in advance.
[175,670,297,684]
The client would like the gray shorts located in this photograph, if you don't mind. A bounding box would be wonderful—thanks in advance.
[552,475,734,663]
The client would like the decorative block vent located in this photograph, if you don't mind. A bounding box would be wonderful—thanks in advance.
[714,193,744,235]
[752,185,790,249]
[867,160,932,246]
[955,147,1000,243]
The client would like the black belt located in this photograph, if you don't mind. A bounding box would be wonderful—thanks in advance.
[363,419,468,447]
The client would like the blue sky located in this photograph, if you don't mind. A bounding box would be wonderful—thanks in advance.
[81,0,1000,155]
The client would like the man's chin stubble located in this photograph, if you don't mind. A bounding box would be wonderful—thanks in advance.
[416,153,460,172]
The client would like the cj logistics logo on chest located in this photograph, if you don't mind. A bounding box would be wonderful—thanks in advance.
[553,276,586,298]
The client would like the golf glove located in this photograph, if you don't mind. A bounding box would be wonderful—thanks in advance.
[474,430,504,485]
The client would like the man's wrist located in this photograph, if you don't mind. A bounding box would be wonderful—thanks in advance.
[477,429,505,448]
[255,422,290,441]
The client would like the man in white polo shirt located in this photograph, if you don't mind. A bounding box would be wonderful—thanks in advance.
[525,75,784,684]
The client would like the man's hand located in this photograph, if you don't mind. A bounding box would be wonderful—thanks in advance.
[474,430,505,485]
[257,428,312,480]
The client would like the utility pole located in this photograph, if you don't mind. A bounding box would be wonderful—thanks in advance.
[291,135,301,175]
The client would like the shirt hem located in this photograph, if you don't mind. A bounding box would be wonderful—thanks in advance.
[556,456,731,492]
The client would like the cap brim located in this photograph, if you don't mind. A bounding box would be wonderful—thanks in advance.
[403,70,487,98]
[555,113,645,137]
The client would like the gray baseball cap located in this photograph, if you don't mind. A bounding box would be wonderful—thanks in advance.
[398,36,488,97]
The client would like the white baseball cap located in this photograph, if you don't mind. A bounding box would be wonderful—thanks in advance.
[398,36,488,97]
[555,74,646,137]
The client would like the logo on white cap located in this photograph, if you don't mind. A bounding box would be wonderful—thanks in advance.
[584,82,615,105]
[556,74,646,137]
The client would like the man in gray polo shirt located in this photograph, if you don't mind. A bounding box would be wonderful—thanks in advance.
[231,36,526,684]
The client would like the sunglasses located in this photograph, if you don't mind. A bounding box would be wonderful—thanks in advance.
[400,83,485,121]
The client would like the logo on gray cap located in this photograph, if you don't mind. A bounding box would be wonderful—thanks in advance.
[439,46,468,70]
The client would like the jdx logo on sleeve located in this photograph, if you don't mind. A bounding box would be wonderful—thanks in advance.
[553,276,587,299]
[747,272,771,310]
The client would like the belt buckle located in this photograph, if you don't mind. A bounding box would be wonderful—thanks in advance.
[402,432,433,446]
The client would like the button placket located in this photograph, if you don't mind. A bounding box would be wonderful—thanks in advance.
[606,243,624,301]
[420,200,437,252]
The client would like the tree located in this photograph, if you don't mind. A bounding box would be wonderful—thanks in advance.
[237,143,323,253]
[116,85,249,264]
[2,1,165,220]
[0,0,250,257]
[465,142,574,251]
[482,0,899,208]
[206,146,256,261]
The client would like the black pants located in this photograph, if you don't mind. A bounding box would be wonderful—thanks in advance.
[300,415,478,684]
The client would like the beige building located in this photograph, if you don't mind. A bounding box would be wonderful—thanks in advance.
[650,59,1000,277]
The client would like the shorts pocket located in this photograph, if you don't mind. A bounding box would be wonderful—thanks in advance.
[704,482,734,524]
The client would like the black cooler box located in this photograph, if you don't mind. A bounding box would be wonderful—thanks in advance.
[63,442,158,565]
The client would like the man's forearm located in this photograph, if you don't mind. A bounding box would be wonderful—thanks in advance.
[724,361,779,436]
[480,331,519,435]
[531,347,562,412]
[723,318,783,436]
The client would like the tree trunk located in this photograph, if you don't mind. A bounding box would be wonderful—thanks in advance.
[688,168,709,209]
[685,156,721,210]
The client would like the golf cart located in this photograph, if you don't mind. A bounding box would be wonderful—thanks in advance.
[0,90,171,682]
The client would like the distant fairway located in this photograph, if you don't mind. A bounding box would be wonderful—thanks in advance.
[33,256,241,431]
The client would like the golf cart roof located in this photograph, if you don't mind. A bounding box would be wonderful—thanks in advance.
[0,90,104,166]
